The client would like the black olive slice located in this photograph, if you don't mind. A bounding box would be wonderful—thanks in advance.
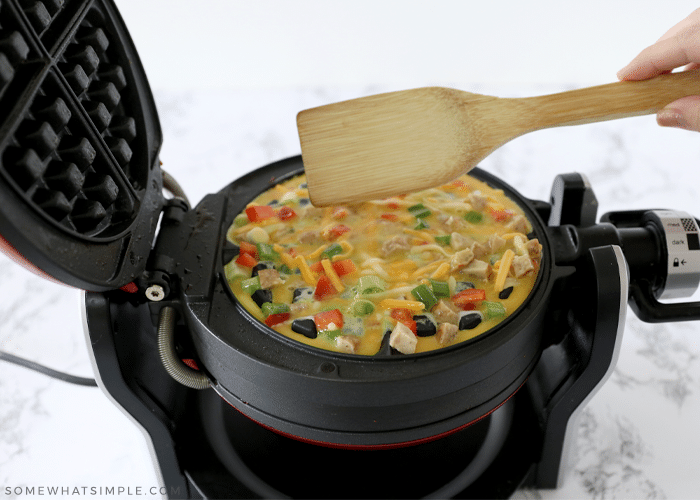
[251,288,273,308]
[251,261,275,277]
[455,281,476,293]
[291,318,317,339]
[375,330,404,356]
[498,286,514,300]
[458,311,483,330]
[413,314,437,337]
[292,286,315,302]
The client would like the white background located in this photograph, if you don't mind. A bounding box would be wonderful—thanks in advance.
[116,0,696,92]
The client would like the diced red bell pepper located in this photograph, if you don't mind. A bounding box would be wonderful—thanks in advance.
[265,312,290,327]
[326,224,350,240]
[314,275,336,300]
[452,288,486,309]
[314,309,344,332]
[277,206,297,221]
[246,205,276,222]
[332,259,356,276]
[490,208,514,222]
[332,207,349,220]
[390,308,413,322]
[381,213,399,222]
[450,179,470,191]
[386,201,400,210]
[310,261,325,273]
[309,259,356,278]
[390,308,417,334]
[239,241,258,258]
[403,319,417,334]
[235,252,257,268]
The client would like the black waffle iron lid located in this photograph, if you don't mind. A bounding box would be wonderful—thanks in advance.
[0,0,163,291]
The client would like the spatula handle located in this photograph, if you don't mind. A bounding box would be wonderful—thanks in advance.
[522,70,700,130]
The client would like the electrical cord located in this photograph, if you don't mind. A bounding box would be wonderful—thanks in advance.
[0,350,97,387]
[162,169,190,206]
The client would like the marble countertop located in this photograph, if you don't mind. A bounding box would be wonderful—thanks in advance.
[2,84,700,499]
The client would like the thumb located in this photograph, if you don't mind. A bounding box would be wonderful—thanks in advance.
[657,95,700,131]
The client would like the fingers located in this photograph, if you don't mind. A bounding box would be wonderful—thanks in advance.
[655,8,700,42]
[618,9,700,81]
[617,31,700,80]
[618,10,700,132]
[657,95,700,131]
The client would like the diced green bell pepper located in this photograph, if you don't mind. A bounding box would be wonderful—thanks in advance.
[464,211,483,224]
[233,213,249,227]
[261,302,290,318]
[358,275,387,295]
[414,218,430,230]
[435,234,451,246]
[408,203,432,219]
[429,279,450,298]
[224,261,248,282]
[351,299,375,316]
[321,329,343,340]
[241,276,261,295]
[256,243,280,261]
[483,301,506,319]
[411,283,438,310]
[321,242,343,260]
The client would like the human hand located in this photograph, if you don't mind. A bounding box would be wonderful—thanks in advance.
[618,8,700,131]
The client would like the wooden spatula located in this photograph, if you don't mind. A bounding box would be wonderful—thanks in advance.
[298,70,700,206]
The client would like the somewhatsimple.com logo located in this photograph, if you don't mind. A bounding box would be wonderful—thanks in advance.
[4,486,182,497]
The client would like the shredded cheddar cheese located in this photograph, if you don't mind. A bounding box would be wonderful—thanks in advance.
[494,249,515,292]
[379,299,425,311]
[295,255,317,286]
[321,259,345,293]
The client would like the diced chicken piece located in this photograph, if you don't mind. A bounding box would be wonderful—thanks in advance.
[450,248,475,271]
[389,322,417,354]
[290,302,311,314]
[257,269,283,288]
[526,238,542,259]
[443,216,467,231]
[507,214,529,233]
[302,206,325,220]
[432,300,460,325]
[246,226,269,244]
[381,235,411,258]
[488,234,506,253]
[436,323,459,345]
[462,259,492,280]
[512,255,534,277]
[332,206,350,219]
[471,241,488,259]
[450,232,475,251]
[336,335,360,354]
[467,190,488,210]
[298,230,320,244]
[280,191,299,204]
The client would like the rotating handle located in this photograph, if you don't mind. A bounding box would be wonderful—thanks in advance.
[629,280,700,323]
[603,209,700,322]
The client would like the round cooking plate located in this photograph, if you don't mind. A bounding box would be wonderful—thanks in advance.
[185,155,557,448]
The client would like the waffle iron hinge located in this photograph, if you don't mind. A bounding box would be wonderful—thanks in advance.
[139,197,191,303]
